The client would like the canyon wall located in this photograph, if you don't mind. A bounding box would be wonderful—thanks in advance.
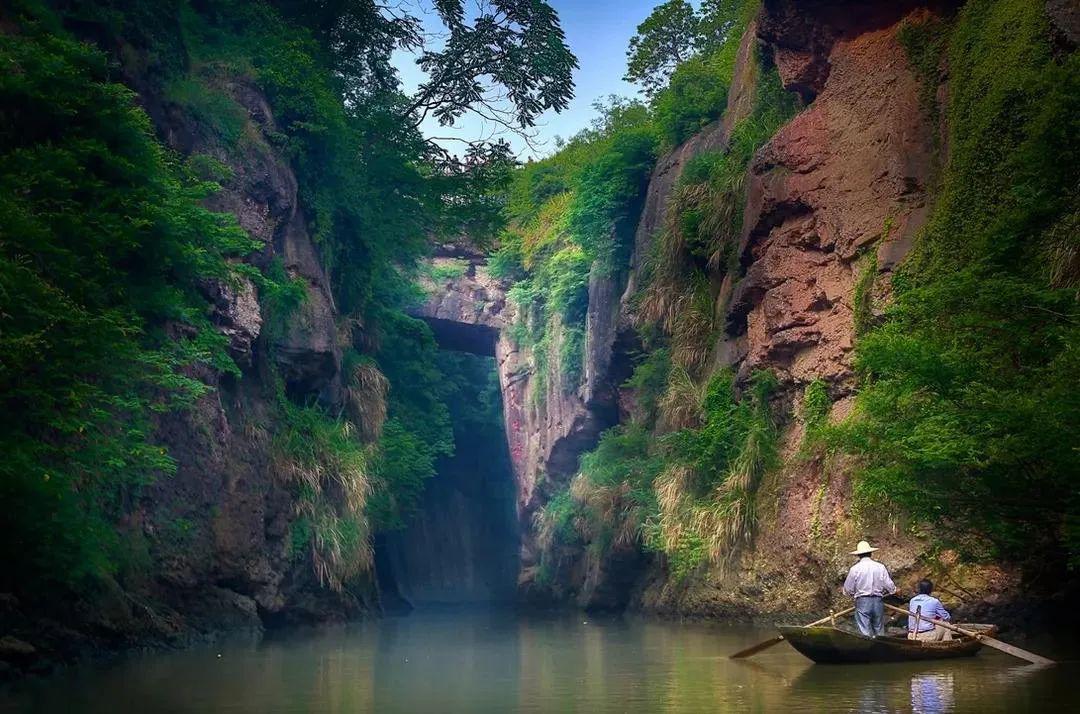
[502,0,1036,620]
[143,76,366,628]
[0,54,371,673]
[636,0,943,616]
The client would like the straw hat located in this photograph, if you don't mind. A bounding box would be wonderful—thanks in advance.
[850,540,879,555]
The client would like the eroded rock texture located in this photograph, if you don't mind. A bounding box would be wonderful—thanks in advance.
[729,6,937,392]
[137,76,359,638]
[411,247,510,355]
[632,2,1000,619]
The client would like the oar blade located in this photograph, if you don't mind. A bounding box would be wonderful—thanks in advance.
[730,635,784,659]
[980,636,1055,666]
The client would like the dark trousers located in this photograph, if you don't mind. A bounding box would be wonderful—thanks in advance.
[854,595,885,637]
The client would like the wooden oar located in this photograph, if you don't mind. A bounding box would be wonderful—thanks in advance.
[730,606,856,659]
[882,603,1054,665]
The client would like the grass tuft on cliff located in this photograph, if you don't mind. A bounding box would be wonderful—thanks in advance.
[537,369,779,580]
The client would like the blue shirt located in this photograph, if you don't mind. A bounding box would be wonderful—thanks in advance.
[908,594,951,632]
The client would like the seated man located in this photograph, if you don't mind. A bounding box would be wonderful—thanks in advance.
[908,579,954,641]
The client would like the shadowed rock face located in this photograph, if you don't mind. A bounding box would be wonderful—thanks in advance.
[757,0,957,100]
[378,414,519,606]
[421,317,499,356]
[85,73,368,646]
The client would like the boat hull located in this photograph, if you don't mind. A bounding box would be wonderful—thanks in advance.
[778,625,987,664]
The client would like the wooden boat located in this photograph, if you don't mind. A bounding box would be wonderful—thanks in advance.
[778,624,998,664]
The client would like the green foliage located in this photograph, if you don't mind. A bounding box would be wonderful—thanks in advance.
[652,53,731,147]
[663,532,707,582]
[558,325,586,389]
[838,0,1080,564]
[272,369,383,590]
[581,425,659,487]
[676,50,799,253]
[487,232,527,281]
[624,1,700,98]
[409,0,577,130]
[624,348,673,426]
[540,370,779,573]
[164,75,248,146]
[567,121,658,272]
[369,312,454,530]
[0,24,261,590]
[897,15,950,118]
[665,370,778,490]
[802,379,831,431]
[368,418,436,531]
[502,98,657,395]
[851,253,878,336]
[800,378,831,451]
[426,259,469,283]
[651,0,758,147]
[543,488,584,545]
[259,257,308,340]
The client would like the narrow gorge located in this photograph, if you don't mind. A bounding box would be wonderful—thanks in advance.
[1,0,1077,697]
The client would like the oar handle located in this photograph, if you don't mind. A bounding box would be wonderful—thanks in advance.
[804,605,855,627]
[882,602,1054,665]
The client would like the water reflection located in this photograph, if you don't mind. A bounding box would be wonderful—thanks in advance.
[910,672,954,713]
[0,610,1076,713]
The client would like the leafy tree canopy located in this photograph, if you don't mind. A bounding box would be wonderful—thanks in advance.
[624,0,700,98]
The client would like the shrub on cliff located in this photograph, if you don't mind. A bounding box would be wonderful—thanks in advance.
[837,0,1080,565]
[0,27,262,589]
[650,0,759,147]
[502,98,657,396]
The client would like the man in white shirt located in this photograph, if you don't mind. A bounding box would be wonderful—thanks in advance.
[842,540,897,637]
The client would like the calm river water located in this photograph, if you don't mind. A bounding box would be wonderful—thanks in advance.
[2,609,1077,713]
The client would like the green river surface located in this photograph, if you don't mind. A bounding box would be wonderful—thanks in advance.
[2,609,1077,713]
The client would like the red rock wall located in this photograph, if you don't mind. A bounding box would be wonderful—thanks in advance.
[632,1,1021,618]
[728,7,937,393]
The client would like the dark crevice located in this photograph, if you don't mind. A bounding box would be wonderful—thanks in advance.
[374,351,518,608]
[419,316,499,356]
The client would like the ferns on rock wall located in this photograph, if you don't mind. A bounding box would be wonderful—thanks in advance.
[0,22,263,590]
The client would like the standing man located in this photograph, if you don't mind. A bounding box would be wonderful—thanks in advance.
[842,540,897,637]
[907,579,954,641]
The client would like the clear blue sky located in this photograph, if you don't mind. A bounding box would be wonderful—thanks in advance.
[393,1,672,159]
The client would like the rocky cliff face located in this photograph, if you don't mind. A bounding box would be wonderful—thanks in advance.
[413,6,944,609]
[636,2,943,615]
[145,76,364,630]
[490,0,1028,619]
[728,6,936,391]
[8,71,372,665]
